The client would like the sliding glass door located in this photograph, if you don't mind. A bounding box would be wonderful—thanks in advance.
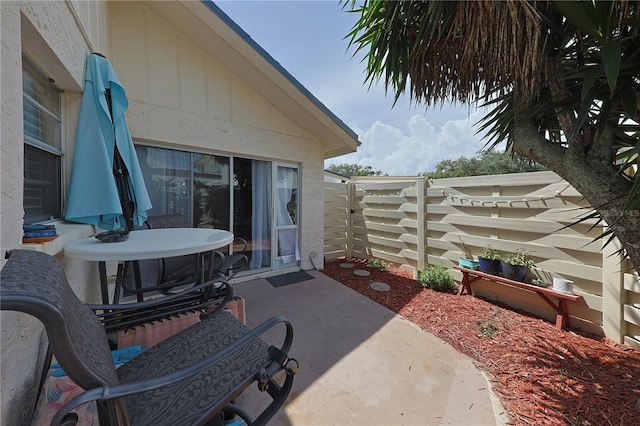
[137,143,300,274]
[233,160,300,271]
[233,158,272,270]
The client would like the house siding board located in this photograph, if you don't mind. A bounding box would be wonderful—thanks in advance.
[253,89,276,132]
[206,58,232,121]
[300,155,326,271]
[148,23,180,108]
[70,0,110,56]
[178,38,208,114]
[110,2,313,142]
[269,102,308,138]
[111,1,149,102]
[231,78,253,127]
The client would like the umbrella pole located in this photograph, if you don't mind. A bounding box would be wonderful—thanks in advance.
[105,87,143,302]
[113,149,135,232]
[105,88,135,232]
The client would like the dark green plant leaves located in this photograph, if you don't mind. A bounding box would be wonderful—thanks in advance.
[603,40,621,91]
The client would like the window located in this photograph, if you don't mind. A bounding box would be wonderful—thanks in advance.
[137,146,194,220]
[23,57,62,223]
[194,152,231,230]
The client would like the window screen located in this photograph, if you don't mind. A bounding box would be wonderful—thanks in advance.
[23,57,62,222]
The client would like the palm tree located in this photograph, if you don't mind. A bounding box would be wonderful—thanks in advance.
[345,0,640,271]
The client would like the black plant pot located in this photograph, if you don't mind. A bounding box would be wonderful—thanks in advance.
[500,261,529,282]
[478,257,501,275]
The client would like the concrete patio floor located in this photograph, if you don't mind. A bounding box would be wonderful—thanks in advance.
[231,270,509,425]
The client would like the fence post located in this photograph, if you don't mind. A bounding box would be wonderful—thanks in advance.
[602,234,626,343]
[417,177,426,275]
[347,181,354,258]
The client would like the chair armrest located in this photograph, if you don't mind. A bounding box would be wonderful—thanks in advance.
[234,237,248,252]
[207,250,227,280]
[51,315,294,426]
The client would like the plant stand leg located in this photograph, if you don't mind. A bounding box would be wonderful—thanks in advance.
[558,299,571,329]
[457,272,472,296]
[538,292,570,331]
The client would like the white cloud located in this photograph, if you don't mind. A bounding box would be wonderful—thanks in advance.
[217,2,495,176]
[326,112,488,176]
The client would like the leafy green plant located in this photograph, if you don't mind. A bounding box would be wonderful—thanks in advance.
[503,249,535,268]
[478,245,501,260]
[458,239,472,259]
[367,258,392,271]
[477,319,498,338]
[530,279,548,288]
[418,264,456,292]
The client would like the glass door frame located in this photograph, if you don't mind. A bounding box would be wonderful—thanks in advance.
[272,162,300,270]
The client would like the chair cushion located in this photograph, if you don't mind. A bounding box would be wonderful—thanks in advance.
[117,311,270,425]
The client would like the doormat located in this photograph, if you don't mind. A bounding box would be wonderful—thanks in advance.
[267,271,315,288]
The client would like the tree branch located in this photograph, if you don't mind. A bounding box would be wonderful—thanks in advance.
[511,110,566,169]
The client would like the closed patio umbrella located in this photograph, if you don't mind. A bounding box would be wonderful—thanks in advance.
[66,53,151,231]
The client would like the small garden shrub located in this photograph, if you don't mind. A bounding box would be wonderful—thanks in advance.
[367,258,392,271]
[418,264,456,292]
[477,319,498,338]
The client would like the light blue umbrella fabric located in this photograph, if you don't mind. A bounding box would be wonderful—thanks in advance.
[65,53,152,230]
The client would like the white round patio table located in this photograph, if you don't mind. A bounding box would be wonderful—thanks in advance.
[65,228,234,303]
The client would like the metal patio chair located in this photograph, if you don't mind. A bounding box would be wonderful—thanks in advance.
[143,214,202,288]
[118,214,225,300]
[1,249,296,426]
[209,236,249,280]
[131,214,247,295]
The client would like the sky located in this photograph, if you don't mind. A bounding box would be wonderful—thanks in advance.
[216,0,490,176]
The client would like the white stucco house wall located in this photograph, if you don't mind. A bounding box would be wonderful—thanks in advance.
[0,1,359,423]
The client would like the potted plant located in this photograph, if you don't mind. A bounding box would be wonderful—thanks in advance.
[500,249,535,282]
[478,245,501,275]
[458,240,479,270]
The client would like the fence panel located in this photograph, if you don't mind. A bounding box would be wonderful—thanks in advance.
[350,178,426,274]
[324,171,640,346]
[324,181,350,259]
[623,265,640,350]
[426,171,605,334]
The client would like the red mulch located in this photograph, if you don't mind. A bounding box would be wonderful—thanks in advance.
[321,258,640,425]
